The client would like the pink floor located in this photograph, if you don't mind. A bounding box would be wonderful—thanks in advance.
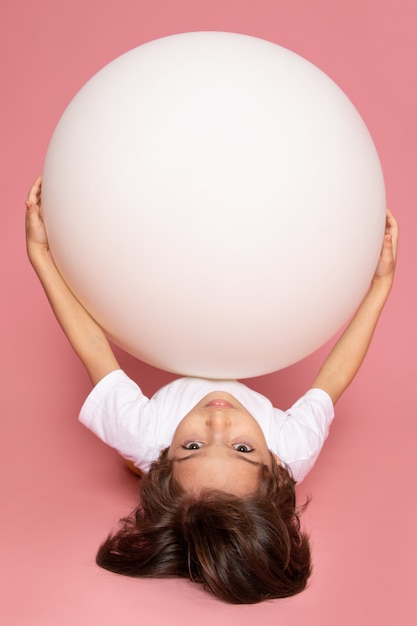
[2,1,417,624]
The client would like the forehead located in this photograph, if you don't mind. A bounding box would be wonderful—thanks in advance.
[175,448,263,468]
[172,453,262,496]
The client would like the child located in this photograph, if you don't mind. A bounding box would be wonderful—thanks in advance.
[26,176,398,603]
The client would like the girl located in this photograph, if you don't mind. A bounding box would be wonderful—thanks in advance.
[26,176,398,603]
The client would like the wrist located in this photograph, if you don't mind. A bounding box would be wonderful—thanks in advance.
[368,274,394,304]
[27,243,51,268]
[370,273,394,292]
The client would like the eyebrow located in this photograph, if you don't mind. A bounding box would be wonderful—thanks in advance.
[173,450,262,468]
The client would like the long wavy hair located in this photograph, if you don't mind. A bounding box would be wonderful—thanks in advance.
[96,449,311,603]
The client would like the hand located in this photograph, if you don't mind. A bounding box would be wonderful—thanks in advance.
[372,208,398,285]
[26,176,49,257]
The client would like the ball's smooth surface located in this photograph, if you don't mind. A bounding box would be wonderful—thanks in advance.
[42,32,385,378]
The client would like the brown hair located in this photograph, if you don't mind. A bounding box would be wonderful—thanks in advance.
[96,449,311,603]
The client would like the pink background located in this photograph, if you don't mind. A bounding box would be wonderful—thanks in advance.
[2,1,416,624]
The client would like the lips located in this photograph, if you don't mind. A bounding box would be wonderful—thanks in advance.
[204,399,234,408]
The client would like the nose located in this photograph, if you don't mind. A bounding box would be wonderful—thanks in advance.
[205,410,231,436]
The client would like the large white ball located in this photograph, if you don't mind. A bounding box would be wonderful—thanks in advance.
[42,32,385,379]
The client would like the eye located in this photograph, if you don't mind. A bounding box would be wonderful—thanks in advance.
[233,443,253,453]
[182,442,202,450]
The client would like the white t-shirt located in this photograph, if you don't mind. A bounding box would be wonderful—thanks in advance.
[79,369,334,483]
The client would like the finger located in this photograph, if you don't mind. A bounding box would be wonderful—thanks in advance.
[376,234,394,274]
[26,175,42,205]
[25,199,41,221]
[25,201,37,222]
[383,213,398,264]
[386,208,398,232]
[385,208,398,229]
[384,210,399,250]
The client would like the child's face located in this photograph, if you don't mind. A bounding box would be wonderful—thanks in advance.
[167,392,278,496]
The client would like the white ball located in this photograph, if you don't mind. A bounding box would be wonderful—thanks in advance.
[42,32,385,379]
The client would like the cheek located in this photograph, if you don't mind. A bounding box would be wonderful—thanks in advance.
[171,417,201,442]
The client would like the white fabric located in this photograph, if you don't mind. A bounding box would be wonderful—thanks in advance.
[79,369,334,482]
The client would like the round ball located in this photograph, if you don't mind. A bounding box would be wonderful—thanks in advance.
[42,32,385,379]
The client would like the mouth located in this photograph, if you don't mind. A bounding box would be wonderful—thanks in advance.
[204,399,234,408]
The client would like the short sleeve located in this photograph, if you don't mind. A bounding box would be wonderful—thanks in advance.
[275,388,334,483]
[79,369,157,467]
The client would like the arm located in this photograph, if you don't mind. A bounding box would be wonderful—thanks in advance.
[26,176,120,386]
[311,209,398,404]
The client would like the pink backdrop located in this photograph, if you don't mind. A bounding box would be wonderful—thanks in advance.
[2,1,416,624]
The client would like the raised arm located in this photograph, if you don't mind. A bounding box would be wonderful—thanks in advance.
[26,176,120,385]
[311,209,398,404]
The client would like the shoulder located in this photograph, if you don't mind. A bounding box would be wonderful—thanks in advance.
[289,388,334,422]
[79,369,149,426]
[271,388,335,483]
[283,388,335,441]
